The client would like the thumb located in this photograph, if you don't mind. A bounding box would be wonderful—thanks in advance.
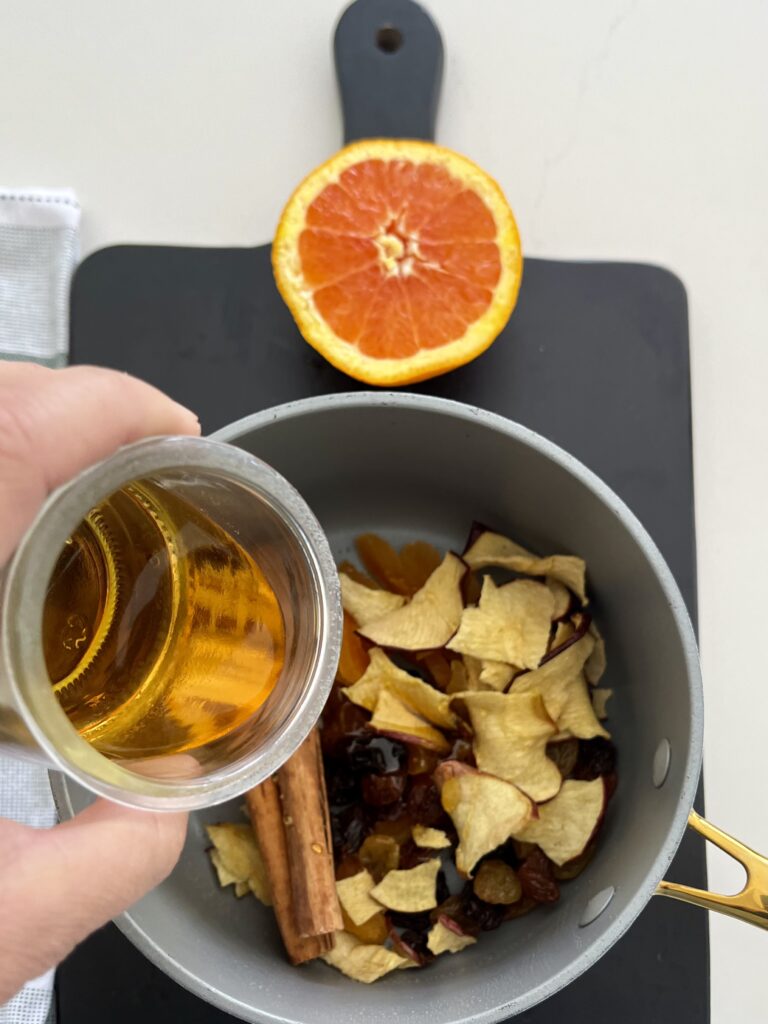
[0,800,187,1002]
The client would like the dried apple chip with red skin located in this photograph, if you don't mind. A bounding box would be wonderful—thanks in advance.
[447,576,554,670]
[457,691,561,801]
[511,633,595,722]
[343,647,457,730]
[369,688,450,753]
[427,918,477,955]
[322,931,411,983]
[340,573,405,627]
[585,622,607,684]
[434,761,534,876]
[514,778,606,865]
[464,529,588,605]
[556,673,610,740]
[546,578,571,619]
[358,553,466,651]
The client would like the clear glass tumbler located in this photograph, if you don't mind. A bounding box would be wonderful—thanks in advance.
[0,436,341,810]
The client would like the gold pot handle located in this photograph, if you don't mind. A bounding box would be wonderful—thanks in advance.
[655,809,768,929]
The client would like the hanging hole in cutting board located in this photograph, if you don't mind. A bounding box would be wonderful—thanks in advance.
[376,25,403,53]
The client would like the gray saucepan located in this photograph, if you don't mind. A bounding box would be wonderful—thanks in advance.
[52,392,766,1023]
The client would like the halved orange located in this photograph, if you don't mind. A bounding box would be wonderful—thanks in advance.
[272,139,522,386]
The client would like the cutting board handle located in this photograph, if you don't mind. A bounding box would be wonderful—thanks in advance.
[334,0,444,143]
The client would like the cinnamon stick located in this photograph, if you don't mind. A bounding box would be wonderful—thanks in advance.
[246,777,332,964]
[276,728,343,938]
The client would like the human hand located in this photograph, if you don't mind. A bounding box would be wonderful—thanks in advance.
[0,363,200,1003]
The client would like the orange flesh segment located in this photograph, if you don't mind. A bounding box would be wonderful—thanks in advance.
[302,159,502,360]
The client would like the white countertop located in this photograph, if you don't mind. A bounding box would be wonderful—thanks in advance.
[2,0,767,1019]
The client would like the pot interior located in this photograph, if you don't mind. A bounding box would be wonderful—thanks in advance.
[59,396,702,1024]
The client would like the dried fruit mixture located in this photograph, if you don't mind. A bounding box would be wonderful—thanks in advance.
[206,526,616,983]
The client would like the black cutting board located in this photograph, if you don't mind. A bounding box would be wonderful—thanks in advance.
[58,1,709,1021]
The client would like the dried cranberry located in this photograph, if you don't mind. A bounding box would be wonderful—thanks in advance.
[362,772,406,806]
[331,804,368,858]
[406,774,445,826]
[573,738,617,780]
[344,735,407,775]
[449,736,476,765]
[518,848,560,904]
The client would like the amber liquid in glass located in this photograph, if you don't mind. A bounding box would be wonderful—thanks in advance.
[42,479,285,760]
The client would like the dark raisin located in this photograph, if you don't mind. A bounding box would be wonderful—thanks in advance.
[374,797,408,822]
[406,745,442,775]
[344,735,407,775]
[573,737,617,780]
[431,894,463,924]
[320,696,370,755]
[324,761,359,806]
[388,909,432,932]
[331,803,369,858]
[459,887,505,931]
[449,736,476,765]
[406,774,445,826]
[397,838,433,870]
[518,848,560,904]
[396,928,435,966]
[361,772,406,806]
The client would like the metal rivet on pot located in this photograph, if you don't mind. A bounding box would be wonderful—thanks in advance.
[579,886,615,927]
[653,738,671,788]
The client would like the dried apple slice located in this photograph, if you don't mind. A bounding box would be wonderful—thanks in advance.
[549,620,574,651]
[447,576,554,670]
[556,673,610,740]
[464,529,588,605]
[206,823,272,906]
[427,918,477,955]
[547,578,571,619]
[458,691,561,801]
[357,553,466,651]
[515,778,606,865]
[369,858,441,911]
[434,761,534,876]
[369,688,450,753]
[592,687,612,720]
[585,622,607,684]
[412,824,451,849]
[479,660,516,691]
[322,931,410,983]
[511,633,595,721]
[343,647,457,730]
[340,573,405,627]
[336,870,383,926]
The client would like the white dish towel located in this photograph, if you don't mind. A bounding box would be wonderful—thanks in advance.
[0,186,80,1023]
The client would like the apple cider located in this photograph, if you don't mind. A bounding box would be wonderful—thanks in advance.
[42,478,286,760]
